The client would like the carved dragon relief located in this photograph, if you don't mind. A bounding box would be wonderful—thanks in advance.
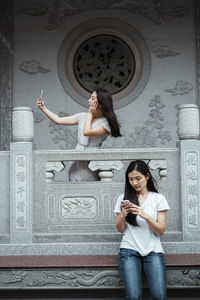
[1,269,122,288]
[1,268,200,288]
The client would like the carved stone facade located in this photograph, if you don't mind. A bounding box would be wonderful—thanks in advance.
[0,0,12,150]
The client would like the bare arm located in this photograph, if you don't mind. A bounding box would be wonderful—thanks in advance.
[83,111,108,136]
[83,99,108,136]
[37,97,77,125]
[116,202,132,233]
[131,204,167,236]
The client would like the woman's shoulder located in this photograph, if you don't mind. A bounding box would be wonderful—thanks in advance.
[74,112,87,121]
[150,192,169,210]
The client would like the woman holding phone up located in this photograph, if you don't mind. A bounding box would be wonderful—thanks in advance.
[37,88,121,181]
[114,160,169,300]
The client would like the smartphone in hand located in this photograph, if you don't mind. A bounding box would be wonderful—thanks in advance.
[121,200,130,205]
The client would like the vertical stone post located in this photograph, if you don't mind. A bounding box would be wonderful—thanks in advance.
[177,104,200,241]
[10,107,34,243]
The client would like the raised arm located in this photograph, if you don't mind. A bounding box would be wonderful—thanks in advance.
[37,97,77,125]
[83,111,108,136]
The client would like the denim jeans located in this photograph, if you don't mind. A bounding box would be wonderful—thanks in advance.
[118,248,166,300]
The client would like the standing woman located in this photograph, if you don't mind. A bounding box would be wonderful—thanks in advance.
[114,160,169,300]
[37,88,121,181]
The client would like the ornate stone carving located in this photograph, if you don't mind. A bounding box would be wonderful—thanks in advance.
[1,269,122,288]
[168,269,200,287]
[74,34,135,94]
[48,112,77,149]
[151,44,180,58]
[165,80,193,96]
[14,154,28,230]
[1,268,200,289]
[17,3,48,16]
[57,18,151,109]
[61,196,97,218]
[19,60,50,75]
[119,95,172,148]
[16,1,188,30]
[186,152,199,228]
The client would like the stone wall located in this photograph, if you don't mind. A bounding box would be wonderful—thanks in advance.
[10,0,199,150]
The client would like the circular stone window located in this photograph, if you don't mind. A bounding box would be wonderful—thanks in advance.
[73,34,135,95]
[58,18,151,109]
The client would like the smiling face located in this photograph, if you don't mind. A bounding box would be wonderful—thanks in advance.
[128,170,149,193]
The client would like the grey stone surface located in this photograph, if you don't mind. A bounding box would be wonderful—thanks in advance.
[10,142,33,244]
[0,152,10,237]
[10,0,198,150]
[0,267,199,290]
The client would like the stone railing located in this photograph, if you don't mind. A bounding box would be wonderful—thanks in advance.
[0,105,200,294]
[0,104,196,255]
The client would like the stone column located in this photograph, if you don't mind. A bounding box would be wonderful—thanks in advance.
[10,107,34,243]
[177,104,200,241]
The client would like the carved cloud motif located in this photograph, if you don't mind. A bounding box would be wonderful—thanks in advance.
[19,60,50,75]
[165,80,193,96]
[151,44,180,58]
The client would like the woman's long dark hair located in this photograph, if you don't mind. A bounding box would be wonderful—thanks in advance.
[124,160,158,226]
[95,88,122,137]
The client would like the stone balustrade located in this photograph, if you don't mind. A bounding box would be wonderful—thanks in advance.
[0,105,199,294]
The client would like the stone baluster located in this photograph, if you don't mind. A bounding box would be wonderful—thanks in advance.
[177,104,200,242]
[88,161,123,181]
[148,160,167,181]
[10,107,34,244]
[46,161,65,182]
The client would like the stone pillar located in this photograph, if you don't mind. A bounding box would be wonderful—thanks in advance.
[10,107,33,243]
[177,104,200,241]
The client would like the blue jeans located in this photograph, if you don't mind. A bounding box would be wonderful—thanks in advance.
[118,248,166,300]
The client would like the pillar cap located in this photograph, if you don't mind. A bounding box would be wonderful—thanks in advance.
[177,104,198,110]
[13,107,33,112]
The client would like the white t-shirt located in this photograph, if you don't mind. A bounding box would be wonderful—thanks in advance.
[114,192,170,256]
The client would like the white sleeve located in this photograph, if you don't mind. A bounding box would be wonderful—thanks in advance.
[114,193,124,213]
[157,194,170,211]
[74,112,85,123]
[99,119,111,134]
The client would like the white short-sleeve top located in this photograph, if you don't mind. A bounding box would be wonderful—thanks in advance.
[114,192,170,256]
[74,113,110,149]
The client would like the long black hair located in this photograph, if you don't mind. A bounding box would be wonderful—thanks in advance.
[124,160,158,226]
[95,88,122,137]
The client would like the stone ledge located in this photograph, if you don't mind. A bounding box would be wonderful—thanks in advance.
[0,254,200,268]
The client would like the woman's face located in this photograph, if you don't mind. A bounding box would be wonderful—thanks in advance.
[128,170,149,193]
[88,91,98,108]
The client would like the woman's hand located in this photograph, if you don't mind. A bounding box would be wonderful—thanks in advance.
[88,99,98,114]
[37,96,45,111]
[130,204,149,219]
[121,202,133,217]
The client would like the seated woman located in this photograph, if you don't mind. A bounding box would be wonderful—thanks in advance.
[114,160,169,300]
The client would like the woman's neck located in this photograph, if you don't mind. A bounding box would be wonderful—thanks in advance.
[93,110,103,119]
[137,187,149,197]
